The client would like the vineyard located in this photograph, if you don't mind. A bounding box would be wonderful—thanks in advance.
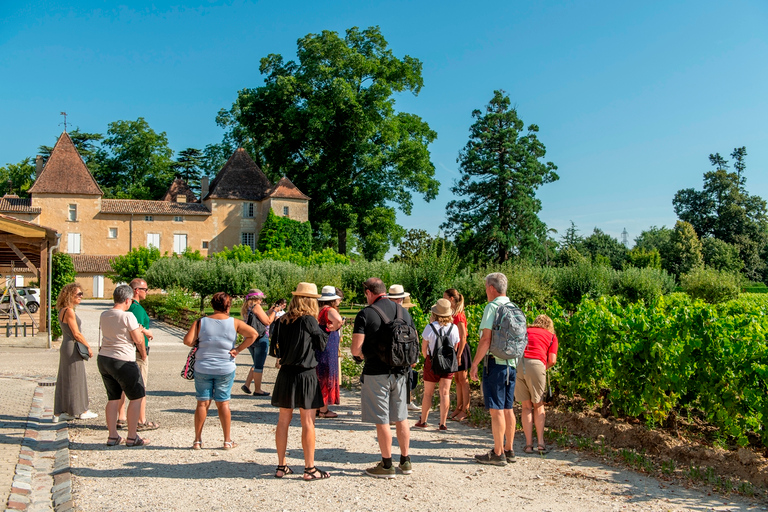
[415,293,767,449]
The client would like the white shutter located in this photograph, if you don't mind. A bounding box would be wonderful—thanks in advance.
[173,234,187,255]
[15,275,24,287]
[147,233,160,249]
[68,233,81,254]
[93,275,104,298]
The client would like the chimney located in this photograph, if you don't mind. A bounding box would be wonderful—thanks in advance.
[176,195,187,203]
[35,155,43,179]
[201,176,209,199]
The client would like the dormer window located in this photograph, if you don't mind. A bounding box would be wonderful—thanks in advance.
[68,204,77,221]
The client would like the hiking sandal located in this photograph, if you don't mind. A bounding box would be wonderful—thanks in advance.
[126,436,149,447]
[106,435,123,446]
[303,466,330,480]
[137,420,160,431]
[523,444,534,454]
[275,465,294,478]
[537,444,549,455]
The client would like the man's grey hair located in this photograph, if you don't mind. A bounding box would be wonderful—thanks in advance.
[484,272,508,295]
[113,284,134,304]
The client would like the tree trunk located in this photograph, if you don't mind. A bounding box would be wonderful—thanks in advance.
[337,227,347,255]
[199,294,206,313]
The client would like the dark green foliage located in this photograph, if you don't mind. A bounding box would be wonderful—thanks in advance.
[701,237,743,274]
[401,240,461,308]
[611,266,676,305]
[51,253,76,339]
[257,209,312,256]
[442,90,558,263]
[681,267,741,303]
[664,221,703,277]
[220,26,439,255]
[580,228,628,270]
[390,229,435,264]
[626,247,662,269]
[339,261,408,304]
[108,247,162,283]
[553,261,614,308]
[0,158,36,197]
[173,148,204,193]
[633,226,672,254]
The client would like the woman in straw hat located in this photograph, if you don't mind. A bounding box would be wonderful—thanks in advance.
[316,286,345,418]
[414,298,460,431]
[271,283,331,480]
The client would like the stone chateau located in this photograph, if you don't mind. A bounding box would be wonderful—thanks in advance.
[1,131,309,298]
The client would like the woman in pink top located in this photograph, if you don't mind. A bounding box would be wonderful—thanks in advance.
[514,314,558,455]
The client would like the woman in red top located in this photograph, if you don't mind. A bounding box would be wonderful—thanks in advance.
[444,289,470,421]
[515,314,558,455]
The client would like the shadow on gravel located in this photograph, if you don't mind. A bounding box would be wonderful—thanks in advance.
[72,459,270,479]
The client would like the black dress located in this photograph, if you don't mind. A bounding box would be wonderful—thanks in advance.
[271,315,329,410]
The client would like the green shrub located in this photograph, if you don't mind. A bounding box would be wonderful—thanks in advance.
[553,261,614,308]
[401,240,461,309]
[51,252,76,340]
[109,246,162,283]
[257,209,312,255]
[340,261,408,304]
[680,267,741,303]
[611,266,676,305]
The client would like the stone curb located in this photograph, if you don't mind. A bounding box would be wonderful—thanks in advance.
[3,375,76,512]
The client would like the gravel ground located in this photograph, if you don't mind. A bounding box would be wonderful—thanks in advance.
[1,300,764,512]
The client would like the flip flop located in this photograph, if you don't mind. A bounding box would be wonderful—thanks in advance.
[137,420,160,431]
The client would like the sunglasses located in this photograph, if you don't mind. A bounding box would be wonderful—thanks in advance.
[76,292,84,297]
[137,288,148,291]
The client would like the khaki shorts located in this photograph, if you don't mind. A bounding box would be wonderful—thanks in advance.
[360,373,408,425]
[136,355,149,388]
[514,358,546,404]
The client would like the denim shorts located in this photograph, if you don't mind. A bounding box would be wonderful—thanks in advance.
[482,358,516,410]
[194,370,236,402]
[248,336,270,373]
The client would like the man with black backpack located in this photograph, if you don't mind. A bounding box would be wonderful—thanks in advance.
[469,272,526,466]
[351,277,419,478]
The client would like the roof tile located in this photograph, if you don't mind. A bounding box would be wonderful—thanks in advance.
[100,199,210,216]
[267,176,310,200]
[28,132,103,195]
[0,196,41,214]
[71,255,116,274]
[205,148,272,201]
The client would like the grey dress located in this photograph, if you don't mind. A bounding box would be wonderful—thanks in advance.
[53,309,90,416]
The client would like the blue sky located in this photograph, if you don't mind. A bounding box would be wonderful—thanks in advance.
[2,0,767,247]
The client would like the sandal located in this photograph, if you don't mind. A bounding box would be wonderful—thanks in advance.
[274,465,294,478]
[414,421,428,428]
[223,441,237,450]
[192,441,203,450]
[106,435,123,446]
[303,466,330,480]
[317,410,338,418]
[137,420,160,431]
[537,444,549,455]
[523,444,534,454]
[116,419,127,429]
[126,436,149,447]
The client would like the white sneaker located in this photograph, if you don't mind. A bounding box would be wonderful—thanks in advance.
[407,402,420,412]
[78,410,98,420]
[58,413,77,421]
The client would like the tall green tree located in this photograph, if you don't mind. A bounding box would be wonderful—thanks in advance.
[94,118,175,200]
[673,147,767,280]
[665,221,704,277]
[442,90,558,263]
[218,26,440,255]
[0,158,36,197]
[173,148,204,192]
[581,228,628,270]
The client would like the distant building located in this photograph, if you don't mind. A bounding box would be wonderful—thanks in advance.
[1,131,310,298]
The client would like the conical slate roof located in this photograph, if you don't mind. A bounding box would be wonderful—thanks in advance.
[205,148,272,201]
[267,176,310,200]
[28,131,103,195]
[161,177,198,203]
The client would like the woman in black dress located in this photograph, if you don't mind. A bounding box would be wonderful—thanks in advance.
[271,282,330,480]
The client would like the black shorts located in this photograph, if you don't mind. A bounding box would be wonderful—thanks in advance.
[97,355,146,401]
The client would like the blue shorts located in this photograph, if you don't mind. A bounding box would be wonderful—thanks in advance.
[194,370,236,402]
[482,358,517,410]
[248,335,269,373]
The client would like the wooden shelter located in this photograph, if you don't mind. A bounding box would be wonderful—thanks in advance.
[0,214,58,332]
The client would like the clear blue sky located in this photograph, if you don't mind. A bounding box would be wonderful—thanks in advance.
[2,0,767,247]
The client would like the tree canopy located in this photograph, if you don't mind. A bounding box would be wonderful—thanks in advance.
[217,25,440,257]
[442,90,558,263]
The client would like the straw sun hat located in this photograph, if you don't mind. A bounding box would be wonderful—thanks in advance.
[291,282,321,298]
[387,284,410,299]
[431,298,453,317]
[401,296,416,308]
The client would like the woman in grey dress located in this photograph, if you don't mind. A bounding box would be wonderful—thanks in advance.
[54,283,97,421]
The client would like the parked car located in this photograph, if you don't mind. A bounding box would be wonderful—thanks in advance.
[0,293,27,315]
[17,288,40,313]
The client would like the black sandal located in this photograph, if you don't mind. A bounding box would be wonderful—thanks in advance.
[303,466,330,480]
[274,465,294,478]
[106,435,123,446]
[126,436,149,447]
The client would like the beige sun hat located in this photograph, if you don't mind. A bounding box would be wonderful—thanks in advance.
[291,282,321,298]
[401,296,416,308]
[387,284,410,299]
[431,298,453,317]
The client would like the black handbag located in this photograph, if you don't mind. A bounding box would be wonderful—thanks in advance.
[181,319,201,380]
[75,341,90,361]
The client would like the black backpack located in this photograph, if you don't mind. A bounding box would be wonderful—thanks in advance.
[247,309,267,338]
[430,323,458,374]
[369,302,419,368]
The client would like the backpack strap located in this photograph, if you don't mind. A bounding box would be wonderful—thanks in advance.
[369,303,392,325]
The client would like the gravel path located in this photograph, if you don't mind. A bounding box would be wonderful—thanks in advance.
[0,300,763,511]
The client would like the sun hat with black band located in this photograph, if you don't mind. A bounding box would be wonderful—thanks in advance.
[291,282,322,298]
[401,296,416,309]
[387,284,410,299]
[318,285,342,301]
